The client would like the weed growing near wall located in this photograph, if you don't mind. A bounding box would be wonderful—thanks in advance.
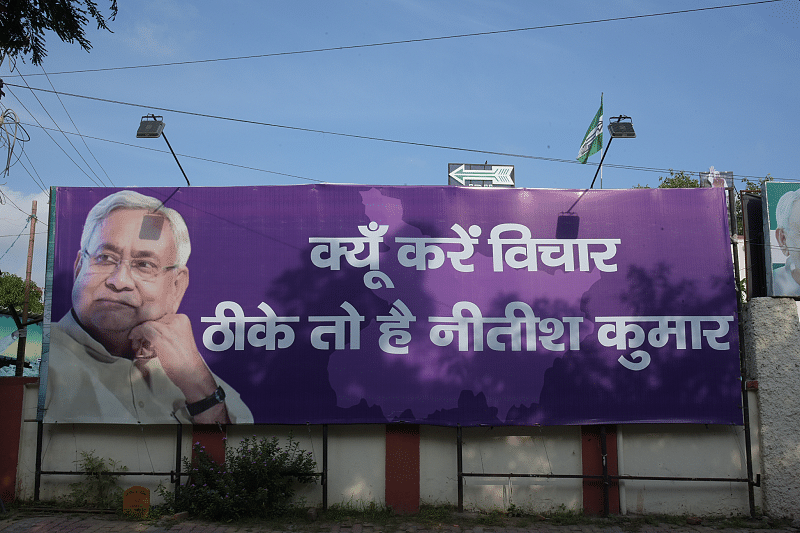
[167,434,317,521]
[64,451,128,509]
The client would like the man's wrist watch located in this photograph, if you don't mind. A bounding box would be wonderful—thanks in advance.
[186,386,226,417]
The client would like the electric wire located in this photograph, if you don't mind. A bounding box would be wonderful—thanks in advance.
[4,0,782,78]
[12,74,109,186]
[138,426,156,474]
[20,151,50,195]
[0,106,29,177]
[0,179,49,229]
[0,2,788,188]
[18,114,784,185]
[38,66,115,186]
[5,85,105,187]
[21,121,326,183]
[0,188,40,222]
[0,231,47,238]
[538,430,554,475]
[0,217,30,262]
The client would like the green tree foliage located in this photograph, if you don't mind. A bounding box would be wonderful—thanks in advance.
[741,174,772,193]
[0,272,43,314]
[657,170,699,189]
[735,174,772,236]
[0,0,117,65]
[633,170,698,189]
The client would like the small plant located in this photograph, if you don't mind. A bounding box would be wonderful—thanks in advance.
[169,434,317,521]
[542,503,582,525]
[325,499,393,522]
[476,508,508,526]
[417,504,457,522]
[507,502,524,517]
[65,451,128,509]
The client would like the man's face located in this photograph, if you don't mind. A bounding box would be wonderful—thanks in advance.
[72,208,188,338]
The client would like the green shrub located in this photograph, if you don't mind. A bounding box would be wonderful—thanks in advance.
[171,434,317,521]
[65,451,128,509]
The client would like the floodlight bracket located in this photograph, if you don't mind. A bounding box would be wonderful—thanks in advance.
[136,115,165,138]
[608,116,636,138]
[135,114,190,186]
[589,115,636,188]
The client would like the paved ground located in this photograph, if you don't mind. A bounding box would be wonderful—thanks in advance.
[0,512,798,533]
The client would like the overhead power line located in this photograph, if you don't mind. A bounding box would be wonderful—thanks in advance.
[10,81,607,161]
[0,217,30,262]
[0,231,48,239]
[21,119,786,185]
[39,66,115,186]
[0,189,47,227]
[4,0,782,77]
[20,121,325,183]
[5,85,106,187]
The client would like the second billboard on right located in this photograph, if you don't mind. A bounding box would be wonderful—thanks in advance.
[763,182,800,296]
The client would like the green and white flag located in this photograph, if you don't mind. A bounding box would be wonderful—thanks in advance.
[577,95,603,164]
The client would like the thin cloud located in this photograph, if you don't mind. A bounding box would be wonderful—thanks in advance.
[0,187,50,288]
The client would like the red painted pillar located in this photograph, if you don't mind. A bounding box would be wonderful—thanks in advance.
[191,425,227,465]
[385,424,420,514]
[581,425,619,515]
[0,377,38,503]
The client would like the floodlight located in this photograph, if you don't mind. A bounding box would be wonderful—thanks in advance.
[608,121,635,138]
[590,115,636,188]
[136,114,190,186]
[136,115,165,138]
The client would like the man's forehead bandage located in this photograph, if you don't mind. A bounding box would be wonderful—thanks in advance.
[139,215,165,241]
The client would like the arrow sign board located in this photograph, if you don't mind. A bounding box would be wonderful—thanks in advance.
[448,164,515,187]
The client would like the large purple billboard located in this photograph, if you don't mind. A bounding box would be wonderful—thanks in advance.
[43,185,742,425]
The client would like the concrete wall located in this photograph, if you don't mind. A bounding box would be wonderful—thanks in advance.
[617,422,759,515]
[420,426,582,512]
[16,381,761,515]
[743,297,800,517]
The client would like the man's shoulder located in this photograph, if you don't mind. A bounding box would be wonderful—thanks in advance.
[50,310,120,365]
[773,265,800,296]
[50,312,82,356]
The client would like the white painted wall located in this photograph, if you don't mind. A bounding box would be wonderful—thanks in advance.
[420,425,583,512]
[224,424,386,508]
[16,379,194,502]
[17,383,762,515]
[617,421,760,515]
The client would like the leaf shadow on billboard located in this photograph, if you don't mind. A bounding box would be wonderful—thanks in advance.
[509,263,742,426]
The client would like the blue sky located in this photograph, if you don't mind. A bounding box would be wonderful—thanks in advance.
[1,0,798,288]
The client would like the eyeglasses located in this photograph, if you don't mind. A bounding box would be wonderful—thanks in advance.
[81,250,178,282]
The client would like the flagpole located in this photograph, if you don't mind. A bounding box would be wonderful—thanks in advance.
[590,136,613,189]
[600,93,603,189]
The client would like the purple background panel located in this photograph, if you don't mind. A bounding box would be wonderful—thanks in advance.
[49,185,742,426]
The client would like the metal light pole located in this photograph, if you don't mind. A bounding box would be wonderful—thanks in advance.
[136,115,191,186]
[590,116,636,189]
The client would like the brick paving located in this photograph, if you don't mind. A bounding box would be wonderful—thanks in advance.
[0,513,797,533]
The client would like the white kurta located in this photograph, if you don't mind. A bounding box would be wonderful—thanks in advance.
[45,311,253,424]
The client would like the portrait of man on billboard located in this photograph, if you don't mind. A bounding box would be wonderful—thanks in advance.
[772,188,800,297]
[45,190,253,424]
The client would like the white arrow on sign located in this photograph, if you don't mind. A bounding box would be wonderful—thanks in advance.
[448,165,514,186]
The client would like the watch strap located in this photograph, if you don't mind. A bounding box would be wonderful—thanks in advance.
[186,386,226,417]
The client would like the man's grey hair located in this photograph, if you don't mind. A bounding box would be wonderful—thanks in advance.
[80,190,191,267]
[776,189,800,232]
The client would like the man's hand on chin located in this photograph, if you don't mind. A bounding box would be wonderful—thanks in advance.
[129,314,230,424]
